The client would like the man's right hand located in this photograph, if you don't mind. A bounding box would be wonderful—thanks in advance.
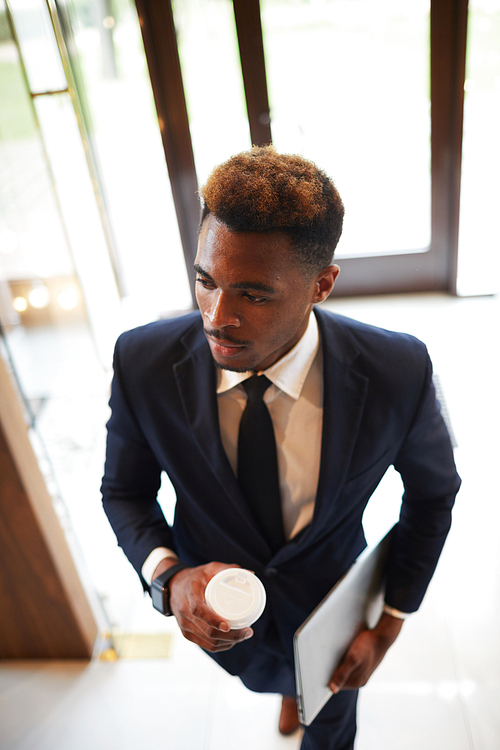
[159,560,254,653]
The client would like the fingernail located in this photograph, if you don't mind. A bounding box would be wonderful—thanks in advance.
[219,622,230,632]
[330,683,339,694]
[244,629,253,639]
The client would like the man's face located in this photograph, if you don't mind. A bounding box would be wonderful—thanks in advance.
[194,215,338,372]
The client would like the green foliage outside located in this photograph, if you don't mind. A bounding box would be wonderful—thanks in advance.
[0,9,10,43]
[0,58,38,141]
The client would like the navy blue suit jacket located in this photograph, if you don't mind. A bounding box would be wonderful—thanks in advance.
[102,307,460,675]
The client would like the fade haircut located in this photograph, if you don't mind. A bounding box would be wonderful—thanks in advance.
[199,145,344,277]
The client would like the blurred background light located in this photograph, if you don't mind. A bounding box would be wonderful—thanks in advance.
[13,296,28,312]
[28,284,50,309]
[57,285,79,310]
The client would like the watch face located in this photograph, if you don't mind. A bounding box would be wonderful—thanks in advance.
[151,580,166,613]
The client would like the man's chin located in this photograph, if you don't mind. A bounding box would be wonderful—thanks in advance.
[214,360,253,373]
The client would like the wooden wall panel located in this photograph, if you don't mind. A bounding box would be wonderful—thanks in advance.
[0,356,98,658]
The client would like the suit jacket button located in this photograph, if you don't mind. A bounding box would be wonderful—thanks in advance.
[264,567,278,577]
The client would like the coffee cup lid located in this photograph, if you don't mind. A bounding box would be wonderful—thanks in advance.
[205,568,266,629]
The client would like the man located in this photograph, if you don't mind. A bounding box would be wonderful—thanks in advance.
[102,146,460,749]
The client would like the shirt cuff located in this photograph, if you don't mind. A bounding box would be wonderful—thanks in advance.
[382,603,410,620]
[142,547,179,585]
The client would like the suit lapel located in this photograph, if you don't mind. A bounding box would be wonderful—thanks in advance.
[313,309,369,526]
[173,333,224,475]
[173,325,270,547]
[316,354,368,510]
[278,309,369,561]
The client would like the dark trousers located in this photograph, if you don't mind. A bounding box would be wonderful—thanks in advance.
[221,629,359,750]
[300,690,358,750]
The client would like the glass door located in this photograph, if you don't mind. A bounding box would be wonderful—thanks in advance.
[261,0,431,258]
[0,0,181,635]
[0,0,112,633]
[137,0,468,297]
[457,0,500,296]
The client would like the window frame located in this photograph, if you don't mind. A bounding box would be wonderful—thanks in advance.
[135,0,469,298]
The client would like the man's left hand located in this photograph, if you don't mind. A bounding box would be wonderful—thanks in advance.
[329,612,404,693]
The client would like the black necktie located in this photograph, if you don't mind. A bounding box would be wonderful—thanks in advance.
[238,375,285,553]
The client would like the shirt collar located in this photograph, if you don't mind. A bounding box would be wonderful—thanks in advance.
[216,312,319,400]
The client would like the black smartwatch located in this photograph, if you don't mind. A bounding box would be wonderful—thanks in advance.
[151,563,190,616]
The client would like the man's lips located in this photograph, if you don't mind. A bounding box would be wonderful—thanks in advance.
[207,337,246,357]
[204,331,250,357]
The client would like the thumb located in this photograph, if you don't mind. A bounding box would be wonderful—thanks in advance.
[329,653,357,694]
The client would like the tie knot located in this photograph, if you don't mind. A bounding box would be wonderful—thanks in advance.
[242,374,272,403]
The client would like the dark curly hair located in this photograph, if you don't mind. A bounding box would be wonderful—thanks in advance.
[199,146,344,276]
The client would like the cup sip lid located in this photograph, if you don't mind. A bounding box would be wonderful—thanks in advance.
[205,568,266,629]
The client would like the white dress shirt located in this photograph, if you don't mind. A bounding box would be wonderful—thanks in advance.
[217,311,323,540]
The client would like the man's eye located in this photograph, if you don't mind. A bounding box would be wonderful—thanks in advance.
[196,277,214,289]
[244,293,267,303]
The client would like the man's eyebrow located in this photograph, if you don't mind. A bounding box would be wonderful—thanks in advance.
[194,264,276,295]
[194,264,213,281]
[231,280,276,294]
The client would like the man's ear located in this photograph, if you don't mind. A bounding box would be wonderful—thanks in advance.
[314,265,340,303]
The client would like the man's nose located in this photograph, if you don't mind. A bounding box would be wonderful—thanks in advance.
[205,290,240,328]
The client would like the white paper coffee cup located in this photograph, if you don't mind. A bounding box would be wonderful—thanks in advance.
[205,568,266,629]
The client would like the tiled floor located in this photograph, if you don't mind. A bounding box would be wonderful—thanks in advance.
[1,291,499,749]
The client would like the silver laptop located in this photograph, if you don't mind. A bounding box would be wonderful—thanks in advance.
[293,527,393,725]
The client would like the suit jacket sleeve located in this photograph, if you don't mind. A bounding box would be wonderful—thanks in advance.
[101,333,173,587]
[385,349,461,612]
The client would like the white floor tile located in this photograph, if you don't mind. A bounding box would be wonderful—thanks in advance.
[0,662,88,749]
[0,659,213,750]
[208,672,303,750]
[356,692,471,750]
[463,687,500,750]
